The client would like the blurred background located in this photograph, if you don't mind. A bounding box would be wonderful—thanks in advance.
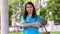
[0,0,60,34]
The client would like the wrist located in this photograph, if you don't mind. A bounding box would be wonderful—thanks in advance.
[30,23,34,26]
[28,23,31,26]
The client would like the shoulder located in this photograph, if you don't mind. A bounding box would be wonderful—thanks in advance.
[21,16,24,18]
[36,15,40,17]
[35,15,41,19]
[21,16,24,19]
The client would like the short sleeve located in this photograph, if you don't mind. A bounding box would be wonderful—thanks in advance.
[19,16,24,29]
[36,15,42,28]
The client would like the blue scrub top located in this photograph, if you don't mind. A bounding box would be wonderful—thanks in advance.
[20,15,42,34]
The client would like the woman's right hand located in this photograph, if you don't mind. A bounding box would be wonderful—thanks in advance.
[23,23,29,27]
[22,20,29,27]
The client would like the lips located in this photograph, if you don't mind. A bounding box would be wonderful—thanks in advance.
[28,10,32,11]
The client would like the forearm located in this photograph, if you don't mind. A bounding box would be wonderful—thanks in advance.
[22,22,40,28]
[22,23,30,28]
[30,22,40,28]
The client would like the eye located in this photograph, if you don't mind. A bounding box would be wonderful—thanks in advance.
[26,6,29,8]
[30,6,33,8]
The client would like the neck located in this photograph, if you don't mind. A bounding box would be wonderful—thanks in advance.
[28,13,32,17]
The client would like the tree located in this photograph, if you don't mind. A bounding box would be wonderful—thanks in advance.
[40,6,47,25]
[46,0,60,23]
[9,0,20,26]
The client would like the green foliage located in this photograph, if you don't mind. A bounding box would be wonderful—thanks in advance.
[40,6,47,24]
[9,4,13,27]
[9,0,18,5]
[46,0,60,23]
[36,8,40,15]
[8,0,25,26]
[9,0,19,26]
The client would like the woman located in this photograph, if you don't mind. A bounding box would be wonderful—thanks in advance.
[20,2,42,34]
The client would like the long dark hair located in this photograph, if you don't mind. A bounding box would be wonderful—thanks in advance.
[24,2,36,20]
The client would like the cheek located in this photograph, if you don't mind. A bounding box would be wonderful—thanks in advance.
[26,8,29,11]
[31,8,33,11]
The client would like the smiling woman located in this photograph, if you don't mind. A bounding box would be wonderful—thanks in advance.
[19,2,42,34]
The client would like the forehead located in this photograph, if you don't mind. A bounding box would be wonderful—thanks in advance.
[26,4,33,7]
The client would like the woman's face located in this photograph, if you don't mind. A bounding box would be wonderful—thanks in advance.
[26,4,33,14]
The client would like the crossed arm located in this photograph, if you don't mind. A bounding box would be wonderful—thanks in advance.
[20,16,41,28]
[22,21,40,28]
[16,21,40,28]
